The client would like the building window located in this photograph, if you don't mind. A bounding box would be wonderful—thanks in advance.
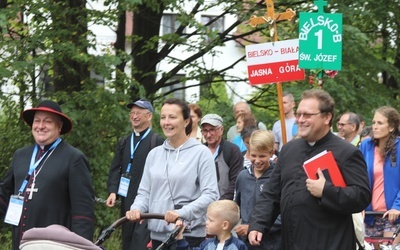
[38,65,54,92]
[201,15,224,44]
[161,14,181,35]
[162,75,185,99]
[38,67,105,91]
[90,70,105,86]
[201,15,224,33]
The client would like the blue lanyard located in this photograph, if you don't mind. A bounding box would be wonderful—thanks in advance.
[126,129,151,173]
[18,138,62,195]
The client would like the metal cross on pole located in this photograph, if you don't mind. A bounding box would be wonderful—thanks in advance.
[249,0,296,147]
[249,0,295,41]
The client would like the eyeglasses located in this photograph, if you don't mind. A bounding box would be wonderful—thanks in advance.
[337,122,351,127]
[129,111,150,116]
[201,127,220,135]
[295,112,321,119]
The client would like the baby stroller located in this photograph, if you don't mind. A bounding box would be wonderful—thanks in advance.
[364,211,400,250]
[19,213,182,250]
[365,229,400,250]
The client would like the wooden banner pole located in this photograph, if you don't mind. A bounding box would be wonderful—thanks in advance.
[249,0,296,146]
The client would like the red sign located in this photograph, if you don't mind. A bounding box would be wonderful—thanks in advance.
[245,39,305,84]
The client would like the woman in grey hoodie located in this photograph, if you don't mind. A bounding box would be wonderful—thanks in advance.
[126,98,220,249]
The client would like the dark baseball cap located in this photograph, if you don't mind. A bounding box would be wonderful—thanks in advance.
[126,99,153,113]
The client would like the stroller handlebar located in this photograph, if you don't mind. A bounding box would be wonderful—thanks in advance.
[110,213,165,228]
[155,225,184,250]
[94,213,165,246]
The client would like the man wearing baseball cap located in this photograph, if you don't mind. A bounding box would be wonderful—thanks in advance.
[106,98,164,250]
[201,114,243,200]
[0,100,95,250]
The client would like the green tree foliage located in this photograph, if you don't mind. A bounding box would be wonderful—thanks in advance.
[122,0,275,101]
[0,0,399,107]
[244,0,399,128]
[198,78,234,135]
[57,87,130,249]
[0,0,399,248]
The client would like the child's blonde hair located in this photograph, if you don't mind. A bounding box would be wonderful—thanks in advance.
[249,130,275,153]
[207,200,240,229]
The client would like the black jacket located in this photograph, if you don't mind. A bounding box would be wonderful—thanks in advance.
[249,132,371,250]
[0,140,95,250]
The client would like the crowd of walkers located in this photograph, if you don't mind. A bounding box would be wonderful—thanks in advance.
[0,89,399,250]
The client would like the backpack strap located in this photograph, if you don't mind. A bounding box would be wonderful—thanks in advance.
[150,132,157,150]
[222,140,232,165]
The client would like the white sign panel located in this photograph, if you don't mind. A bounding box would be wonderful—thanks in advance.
[246,39,305,84]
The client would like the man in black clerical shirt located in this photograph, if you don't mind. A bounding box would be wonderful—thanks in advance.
[106,99,164,250]
[248,89,371,250]
[0,100,95,250]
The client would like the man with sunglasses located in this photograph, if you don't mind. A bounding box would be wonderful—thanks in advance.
[201,114,243,200]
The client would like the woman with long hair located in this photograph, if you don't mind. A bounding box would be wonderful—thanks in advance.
[360,106,400,248]
[188,103,205,143]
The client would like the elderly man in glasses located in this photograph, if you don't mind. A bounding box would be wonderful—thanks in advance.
[336,112,361,146]
[0,100,95,250]
[106,99,164,250]
[200,114,243,200]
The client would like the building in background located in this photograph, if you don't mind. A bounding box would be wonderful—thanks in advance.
[1,0,256,104]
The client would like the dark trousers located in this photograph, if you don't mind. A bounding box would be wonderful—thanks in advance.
[240,233,282,250]
[122,221,151,250]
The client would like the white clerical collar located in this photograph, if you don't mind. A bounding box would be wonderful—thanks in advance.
[133,127,150,137]
[308,141,316,146]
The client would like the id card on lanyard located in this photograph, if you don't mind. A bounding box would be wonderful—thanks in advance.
[4,138,62,226]
[4,195,24,226]
[118,129,150,197]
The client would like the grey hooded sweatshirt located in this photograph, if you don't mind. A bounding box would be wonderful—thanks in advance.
[130,138,220,241]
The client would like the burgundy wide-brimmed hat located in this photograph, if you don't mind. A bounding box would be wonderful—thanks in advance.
[22,100,73,135]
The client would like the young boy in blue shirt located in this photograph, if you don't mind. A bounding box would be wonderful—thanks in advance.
[176,200,247,250]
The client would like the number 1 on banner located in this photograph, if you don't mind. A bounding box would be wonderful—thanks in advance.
[315,29,323,49]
